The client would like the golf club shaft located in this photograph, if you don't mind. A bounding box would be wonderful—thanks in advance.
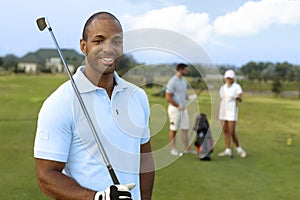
[46,25,120,185]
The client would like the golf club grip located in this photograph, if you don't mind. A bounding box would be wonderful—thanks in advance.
[108,166,120,184]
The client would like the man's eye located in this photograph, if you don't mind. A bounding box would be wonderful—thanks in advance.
[94,40,104,44]
[112,39,123,46]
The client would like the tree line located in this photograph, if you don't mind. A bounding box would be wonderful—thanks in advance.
[218,61,300,97]
[1,53,300,83]
[240,61,300,82]
[0,53,139,74]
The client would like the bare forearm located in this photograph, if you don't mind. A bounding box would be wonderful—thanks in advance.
[140,142,155,200]
[38,170,95,200]
[168,98,179,107]
[237,93,242,102]
[36,159,95,200]
[140,171,155,200]
[165,93,179,107]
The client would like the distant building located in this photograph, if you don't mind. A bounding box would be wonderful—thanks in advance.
[17,48,84,73]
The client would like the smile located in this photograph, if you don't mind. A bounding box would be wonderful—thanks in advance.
[100,57,115,65]
[101,57,114,62]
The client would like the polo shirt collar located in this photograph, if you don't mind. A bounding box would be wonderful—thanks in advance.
[74,66,128,93]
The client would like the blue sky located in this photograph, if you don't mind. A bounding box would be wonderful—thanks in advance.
[1,0,300,66]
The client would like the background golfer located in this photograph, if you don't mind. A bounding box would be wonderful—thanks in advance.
[217,69,247,158]
[165,63,195,156]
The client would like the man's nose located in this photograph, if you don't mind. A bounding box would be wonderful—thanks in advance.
[102,40,113,52]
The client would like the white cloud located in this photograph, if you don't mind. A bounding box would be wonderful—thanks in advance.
[213,0,300,36]
[121,0,300,48]
[122,5,213,44]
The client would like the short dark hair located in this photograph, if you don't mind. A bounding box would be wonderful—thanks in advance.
[82,11,122,41]
[176,63,188,71]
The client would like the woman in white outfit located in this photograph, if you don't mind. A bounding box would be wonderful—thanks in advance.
[218,70,246,158]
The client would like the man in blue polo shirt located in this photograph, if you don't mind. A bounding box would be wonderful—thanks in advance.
[165,63,195,156]
[34,12,154,200]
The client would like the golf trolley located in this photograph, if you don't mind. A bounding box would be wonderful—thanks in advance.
[193,113,214,161]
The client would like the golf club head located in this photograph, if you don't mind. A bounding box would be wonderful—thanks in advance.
[36,17,49,31]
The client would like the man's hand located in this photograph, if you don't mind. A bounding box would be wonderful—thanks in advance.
[178,105,185,111]
[94,184,135,200]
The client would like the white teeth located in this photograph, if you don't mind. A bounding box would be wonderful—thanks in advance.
[102,58,114,61]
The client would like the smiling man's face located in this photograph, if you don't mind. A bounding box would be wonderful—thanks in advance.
[80,16,123,77]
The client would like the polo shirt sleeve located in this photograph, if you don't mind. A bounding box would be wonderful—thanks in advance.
[236,83,243,95]
[34,84,73,162]
[165,78,175,94]
[138,89,151,145]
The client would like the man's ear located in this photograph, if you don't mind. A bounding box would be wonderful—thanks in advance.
[80,39,87,55]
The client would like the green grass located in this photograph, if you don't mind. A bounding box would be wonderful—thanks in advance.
[0,74,68,200]
[0,75,299,200]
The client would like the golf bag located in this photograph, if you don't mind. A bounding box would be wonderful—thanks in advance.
[193,113,214,161]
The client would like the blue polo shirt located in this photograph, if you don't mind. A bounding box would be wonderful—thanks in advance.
[34,66,150,199]
[166,75,188,107]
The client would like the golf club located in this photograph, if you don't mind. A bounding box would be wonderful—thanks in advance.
[187,87,206,106]
[36,17,120,185]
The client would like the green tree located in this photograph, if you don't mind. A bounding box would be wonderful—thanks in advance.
[294,65,300,98]
[241,61,266,80]
[2,54,19,71]
[116,54,140,77]
[187,64,204,77]
[261,63,276,81]
[217,64,238,75]
[272,77,282,96]
[275,62,291,81]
